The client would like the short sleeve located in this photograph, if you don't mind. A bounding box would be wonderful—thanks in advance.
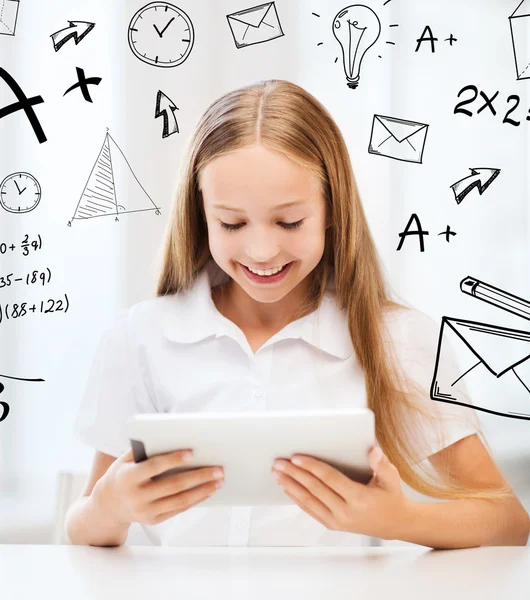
[383,307,480,465]
[73,309,157,458]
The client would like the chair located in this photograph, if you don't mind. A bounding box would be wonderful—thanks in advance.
[53,471,152,545]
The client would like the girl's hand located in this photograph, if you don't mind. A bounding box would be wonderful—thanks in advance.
[271,447,412,541]
[93,448,225,527]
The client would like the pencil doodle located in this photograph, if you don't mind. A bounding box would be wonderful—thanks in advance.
[454,84,530,127]
[0,372,45,424]
[155,90,179,138]
[68,129,161,225]
[509,1,530,81]
[0,172,41,213]
[128,2,195,67]
[50,20,95,52]
[368,114,429,163]
[461,276,530,322]
[0,0,19,36]
[63,67,102,103]
[0,68,47,144]
[226,2,284,49]
[314,4,398,87]
[450,168,500,205]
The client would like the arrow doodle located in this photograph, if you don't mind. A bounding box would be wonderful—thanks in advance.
[155,90,179,139]
[450,168,500,205]
[50,20,96,52]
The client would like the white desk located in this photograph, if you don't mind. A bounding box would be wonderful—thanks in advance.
[1,545,529,599]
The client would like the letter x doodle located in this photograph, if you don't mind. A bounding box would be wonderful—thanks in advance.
[63,67,102,103]
[0,67,46,143]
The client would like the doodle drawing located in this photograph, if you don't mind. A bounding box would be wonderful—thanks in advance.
[461,276,530,322]
[63,67,102,103]
[226,2,284,49]
[0,0,19,36]
[0,372,45,424]
[430,317,530,421]
[368,114,429,164]
[128,2,195,68]
[509,0,530,81]
[450,168,500,204]
[332,5,381,89]
[68,130,161,225]
[50,20,95,52]
[0,172,41,213]
[155,90,179,138]
[431,275,530,421]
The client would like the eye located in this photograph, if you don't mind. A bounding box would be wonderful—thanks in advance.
[219,220,304,232]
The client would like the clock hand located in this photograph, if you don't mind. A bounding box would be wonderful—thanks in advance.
[18,186,26,195]
[159,17,175,37]
[153,23,163,38]
[14,179,21,193]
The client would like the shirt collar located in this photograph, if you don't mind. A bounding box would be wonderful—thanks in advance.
[162,259,353,359]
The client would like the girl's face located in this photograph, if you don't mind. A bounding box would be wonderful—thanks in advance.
[200,144,329,313]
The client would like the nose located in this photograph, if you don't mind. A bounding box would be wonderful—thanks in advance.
[244,226,281,264]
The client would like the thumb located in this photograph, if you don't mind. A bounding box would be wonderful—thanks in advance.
[367,447,400,491]
[120,447,135,462]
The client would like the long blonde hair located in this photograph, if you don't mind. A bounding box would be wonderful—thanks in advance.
[156,79,513,502]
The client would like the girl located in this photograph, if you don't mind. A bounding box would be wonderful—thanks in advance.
[67,80,530,549]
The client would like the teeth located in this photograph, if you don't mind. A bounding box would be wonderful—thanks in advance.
[247,263,287,276]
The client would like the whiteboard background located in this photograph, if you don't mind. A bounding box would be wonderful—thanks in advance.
[0,0,529,540]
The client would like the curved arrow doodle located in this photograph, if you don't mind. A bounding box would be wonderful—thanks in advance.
[450,168,500,205]
[50,20,96,52]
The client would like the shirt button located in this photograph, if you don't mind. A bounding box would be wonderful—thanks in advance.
[252,388,262,397]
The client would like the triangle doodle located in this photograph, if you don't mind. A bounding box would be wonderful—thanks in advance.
[68,129,161,225]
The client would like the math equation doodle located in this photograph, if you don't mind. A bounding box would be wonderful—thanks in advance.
[68,130,161,225]
[0,372,45,424]
[454,84,530,127]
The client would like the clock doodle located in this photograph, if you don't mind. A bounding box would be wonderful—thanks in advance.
[127,2,195,68]
[0,172,41,213]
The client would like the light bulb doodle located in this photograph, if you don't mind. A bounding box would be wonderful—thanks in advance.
[332,5,381,90]
[0,372,45,423]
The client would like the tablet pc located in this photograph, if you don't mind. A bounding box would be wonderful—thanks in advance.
[126,408,375,507]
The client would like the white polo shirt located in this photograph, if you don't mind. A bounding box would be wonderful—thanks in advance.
[74,258,478,547]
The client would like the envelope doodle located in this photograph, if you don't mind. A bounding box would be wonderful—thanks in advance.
[227,2,284,49]
[368,114,429,164]
[431,276,530,421]
[509,0,530,81]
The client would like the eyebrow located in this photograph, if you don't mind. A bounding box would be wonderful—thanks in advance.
[212,200,309,213]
